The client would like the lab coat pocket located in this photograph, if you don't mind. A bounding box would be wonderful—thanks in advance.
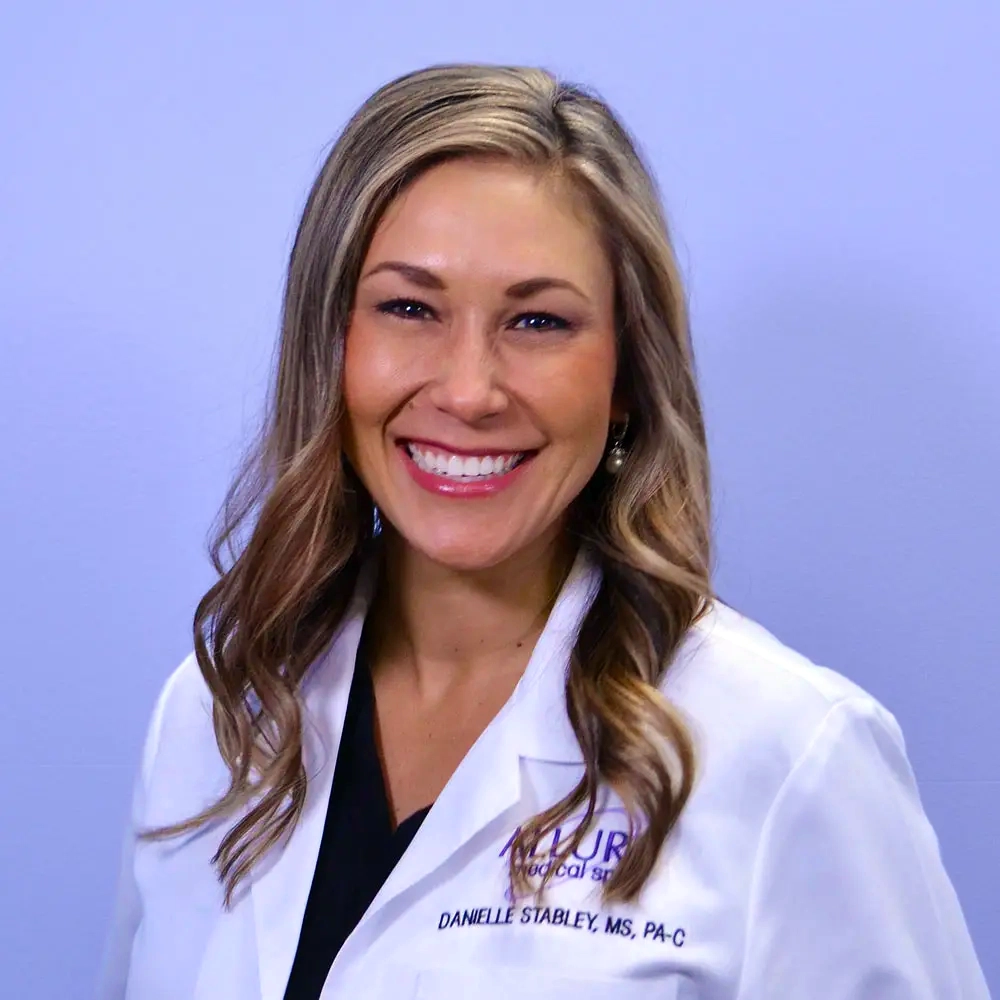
[415,965,677,999]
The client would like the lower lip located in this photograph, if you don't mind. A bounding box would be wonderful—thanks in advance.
[399,445,534,497]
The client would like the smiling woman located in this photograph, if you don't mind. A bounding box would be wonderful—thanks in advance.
[345,158,621,566]
[97,65,990,1000]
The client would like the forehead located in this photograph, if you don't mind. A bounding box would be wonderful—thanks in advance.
[365,157,611,286]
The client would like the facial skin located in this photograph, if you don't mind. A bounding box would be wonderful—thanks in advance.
[343,157,623,573]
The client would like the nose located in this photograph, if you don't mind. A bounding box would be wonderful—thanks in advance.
[427,320,508,423]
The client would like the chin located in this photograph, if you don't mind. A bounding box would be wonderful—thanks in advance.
[391,520,533,573]
[411,537,516,573]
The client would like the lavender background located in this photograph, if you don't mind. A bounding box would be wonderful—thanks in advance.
[1,1,997,995]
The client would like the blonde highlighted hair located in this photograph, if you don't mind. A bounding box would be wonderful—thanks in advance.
[148,64,713,905]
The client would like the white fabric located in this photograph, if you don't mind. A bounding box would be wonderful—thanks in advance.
[96,551,991,999]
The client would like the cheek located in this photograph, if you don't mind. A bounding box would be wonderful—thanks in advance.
[538,343,617,451]
[341,324,394,474]
[343,322,406,430]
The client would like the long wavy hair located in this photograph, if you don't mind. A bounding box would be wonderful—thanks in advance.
[149,64,714,907]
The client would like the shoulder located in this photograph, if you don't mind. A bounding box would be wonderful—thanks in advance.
[137,652,228,825]
[665,600,909,805]
[686,598,878,687]
[673,606,989,995]
[143,652,215,760]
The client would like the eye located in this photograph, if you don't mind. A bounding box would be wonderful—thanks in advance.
[509,311,573,332]
[376,298,437,321]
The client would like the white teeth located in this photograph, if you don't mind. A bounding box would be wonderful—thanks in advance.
[406,443,524,480]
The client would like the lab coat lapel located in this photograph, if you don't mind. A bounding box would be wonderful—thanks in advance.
[340,550,599,951]
[249,566,375,1000]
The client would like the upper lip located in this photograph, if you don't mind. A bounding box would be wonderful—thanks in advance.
[398,437,539,457]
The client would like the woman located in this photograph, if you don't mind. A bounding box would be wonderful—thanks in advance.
[98,65,990,999]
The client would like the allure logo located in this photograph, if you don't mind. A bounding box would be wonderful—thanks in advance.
[498,808,632,884]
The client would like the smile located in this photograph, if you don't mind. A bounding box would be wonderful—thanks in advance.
[398,440,537,498]
[405,442,526,480]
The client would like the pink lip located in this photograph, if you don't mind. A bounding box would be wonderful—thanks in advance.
[401,436,530,459]
[398,442,534,498]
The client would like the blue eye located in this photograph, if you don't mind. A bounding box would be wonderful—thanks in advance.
[510,312,572,332]
[377,298,435,320]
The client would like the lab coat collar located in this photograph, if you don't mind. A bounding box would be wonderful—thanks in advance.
[249,545,600,1000]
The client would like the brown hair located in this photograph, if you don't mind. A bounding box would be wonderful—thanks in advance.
[148,64,713,906]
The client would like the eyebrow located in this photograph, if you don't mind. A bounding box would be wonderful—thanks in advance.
[360,261,591,304]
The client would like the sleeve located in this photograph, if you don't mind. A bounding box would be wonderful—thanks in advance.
[94,668,181,1000]
[735,697,992,1000]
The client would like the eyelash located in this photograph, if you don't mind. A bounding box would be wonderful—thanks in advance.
[375,298,574,332]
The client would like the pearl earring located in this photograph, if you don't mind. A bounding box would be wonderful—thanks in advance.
[604,416,629,475]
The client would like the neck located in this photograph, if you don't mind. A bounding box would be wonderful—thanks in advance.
[369,527,576,689]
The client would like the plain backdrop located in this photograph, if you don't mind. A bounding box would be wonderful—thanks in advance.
[1,1,997,996]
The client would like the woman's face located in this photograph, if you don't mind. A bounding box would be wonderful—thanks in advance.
[343,157,621,572]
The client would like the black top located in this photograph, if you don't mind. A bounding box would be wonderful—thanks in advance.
[283,633,431,1000]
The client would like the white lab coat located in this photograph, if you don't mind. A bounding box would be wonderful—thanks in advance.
[97,550,991,999]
